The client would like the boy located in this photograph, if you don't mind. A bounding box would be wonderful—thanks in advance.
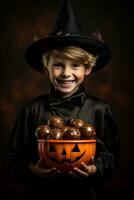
[6,0,120,199]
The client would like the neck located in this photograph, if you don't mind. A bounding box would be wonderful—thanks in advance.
[57,87,80,99]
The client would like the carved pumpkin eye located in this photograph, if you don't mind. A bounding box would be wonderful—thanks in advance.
[48,143,80,153]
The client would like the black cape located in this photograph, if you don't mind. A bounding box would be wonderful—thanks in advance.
[6,85,120,200]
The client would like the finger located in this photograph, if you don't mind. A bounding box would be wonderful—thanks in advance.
[38,158,45,167]
[73,167,89,178]
[80,163,95,175]
[80,162,89,172]
[69,170,83,179]
[41,167,56,175]
[57,170,63,175]
[49,167,57,172]
[91,156,94,162]
[88,156,95,164]
[69,170,78,177]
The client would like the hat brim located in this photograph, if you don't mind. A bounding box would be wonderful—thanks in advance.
[25,36,111,74]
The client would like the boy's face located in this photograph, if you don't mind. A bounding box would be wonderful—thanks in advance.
[46,56,91,97]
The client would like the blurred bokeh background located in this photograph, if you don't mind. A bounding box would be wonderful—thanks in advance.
[0,0,133,199]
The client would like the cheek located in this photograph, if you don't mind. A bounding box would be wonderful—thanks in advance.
[52,69,61,78]
[74,71,85,80]
[48,69,58,80]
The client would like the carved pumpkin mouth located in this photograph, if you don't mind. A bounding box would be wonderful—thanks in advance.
[47,150,86,164]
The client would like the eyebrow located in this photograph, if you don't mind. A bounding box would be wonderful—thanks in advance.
[52,57,64,61]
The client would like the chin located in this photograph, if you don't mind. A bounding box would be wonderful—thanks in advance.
[59,89,73,95]
[58,87,78,97]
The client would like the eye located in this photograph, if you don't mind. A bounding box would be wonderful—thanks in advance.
[72,63,81,68]
[53,63,62,68]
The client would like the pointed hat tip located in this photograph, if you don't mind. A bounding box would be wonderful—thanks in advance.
[50,0,82,36]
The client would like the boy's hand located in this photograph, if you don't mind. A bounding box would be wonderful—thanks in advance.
[28,160,63,178]
[69,162,97,179]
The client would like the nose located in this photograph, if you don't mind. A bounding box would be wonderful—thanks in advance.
[61,66,71,78]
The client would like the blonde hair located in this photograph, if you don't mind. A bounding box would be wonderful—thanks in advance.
[42,46,98,69]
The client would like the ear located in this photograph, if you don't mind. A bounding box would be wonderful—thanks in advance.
[44,67,48,75]
[84,67,92,76]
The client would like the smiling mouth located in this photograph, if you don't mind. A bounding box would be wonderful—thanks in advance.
[47,150,86,164]
[57,79,75,83]
[57,79,76,87]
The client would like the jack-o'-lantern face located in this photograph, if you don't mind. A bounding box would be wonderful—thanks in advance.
[47,143,86,164]
[38,140,96,173]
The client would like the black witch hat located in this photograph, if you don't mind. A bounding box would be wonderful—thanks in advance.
[25,0,111,74]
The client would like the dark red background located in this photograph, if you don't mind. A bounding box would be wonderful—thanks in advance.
[0,0,133,199]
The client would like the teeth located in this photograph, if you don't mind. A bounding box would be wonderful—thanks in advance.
[56,79,75,88]
[58,80,74,83]
[63,81,73,83]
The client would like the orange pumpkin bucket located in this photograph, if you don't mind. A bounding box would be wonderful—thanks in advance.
[37,139,96,173]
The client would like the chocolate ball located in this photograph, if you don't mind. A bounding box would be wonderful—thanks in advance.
[48,128,63,140]
[80,123,96,139]
[35,125,50,139]
[63,127,81,140]
[69,118,86,129]
[48,116,64,129]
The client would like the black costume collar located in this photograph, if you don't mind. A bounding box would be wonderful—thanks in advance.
[47,84,86,108]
